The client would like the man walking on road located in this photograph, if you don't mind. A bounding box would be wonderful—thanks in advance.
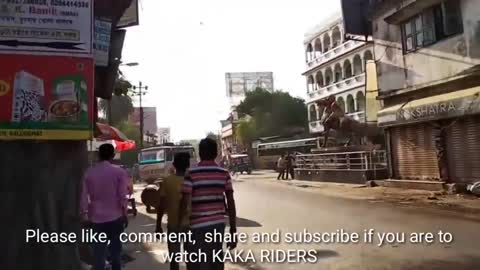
[180,137,238,270]
[277,154,286,180]
[81,144,129,270]
[285,152,295,180]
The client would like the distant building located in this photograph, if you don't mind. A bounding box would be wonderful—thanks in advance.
[225,72,274,108]
[157,127,171,144]
[129,107,158,141]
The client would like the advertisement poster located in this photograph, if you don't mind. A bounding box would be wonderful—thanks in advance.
[0,54,94,140]
[0,0,93,56]
[94,18,111,66]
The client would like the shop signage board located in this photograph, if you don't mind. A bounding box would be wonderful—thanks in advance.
[378,87,480,127]
[93,18,111,66]
[0,0,93,57]
[0,54,94,140]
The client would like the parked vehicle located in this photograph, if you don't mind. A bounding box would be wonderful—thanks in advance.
[229,154,252,175]
[138,144,197,184]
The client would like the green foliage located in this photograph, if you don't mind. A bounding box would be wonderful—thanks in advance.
[98,74,135,126]
[235,117,257,145]
[235,88,308,143]
[116,120,141,144]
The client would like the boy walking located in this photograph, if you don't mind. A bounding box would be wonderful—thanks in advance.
[156,152,191,270]
[180,138,238,270]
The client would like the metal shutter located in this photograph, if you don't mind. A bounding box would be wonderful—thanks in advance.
[390,124,440,180]
[446,117,480,184]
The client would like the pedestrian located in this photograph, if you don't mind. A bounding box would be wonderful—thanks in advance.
[156,152,191,270]
[285,152,296,180]
[179,137,238,270]
[125,167,137,217]
[277,154,286,180]
[80,144,129,270]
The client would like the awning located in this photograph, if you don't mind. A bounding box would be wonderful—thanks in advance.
[378,87,480,127]
[95,122,130,141]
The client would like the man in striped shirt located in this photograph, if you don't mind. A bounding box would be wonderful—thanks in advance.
[180,137,237,270]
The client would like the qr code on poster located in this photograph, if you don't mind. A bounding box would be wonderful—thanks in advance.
[12,71,47,122]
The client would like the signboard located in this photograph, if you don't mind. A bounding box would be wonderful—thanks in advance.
[0,0,93,56]
[94,18,111,66]
[117,0,139,28]
[0,54,94,140]
[378,87,480,127]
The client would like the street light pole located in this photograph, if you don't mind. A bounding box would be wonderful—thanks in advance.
[132,81,148,148]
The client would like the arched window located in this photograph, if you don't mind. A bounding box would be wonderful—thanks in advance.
[325,68,333,85]
[306,44,314,62]
[331,26,342,48]
[314,39,322,58]
[334,64,343,82]
[315,72,324,88]
[323,34,331,53]
[337,97,346,113]
[344,60,353,78]
[309,105,317,121]
[353,55,363,75]
[364,50,373,62]
[347,95,355,113]
[356,91,366,112]
[307,75,315,92]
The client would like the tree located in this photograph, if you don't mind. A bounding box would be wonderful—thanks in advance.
[235,88,308,143]
[98,75,134,126]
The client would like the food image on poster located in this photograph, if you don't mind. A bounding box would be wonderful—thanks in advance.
[11,71,48,122]
[49,75,87,122]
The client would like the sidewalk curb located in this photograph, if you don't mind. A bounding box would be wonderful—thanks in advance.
[252,174,480,223]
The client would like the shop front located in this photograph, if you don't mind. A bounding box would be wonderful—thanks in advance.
[378,86,480,185]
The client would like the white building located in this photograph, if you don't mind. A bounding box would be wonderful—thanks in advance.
[303,14,374,134]
[157,127,171,144]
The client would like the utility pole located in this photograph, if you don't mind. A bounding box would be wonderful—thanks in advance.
[132,81,148,148]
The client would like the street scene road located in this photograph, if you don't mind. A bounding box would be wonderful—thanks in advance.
[123,172,480,270]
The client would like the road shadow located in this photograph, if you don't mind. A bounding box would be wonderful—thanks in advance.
[314,249,339,260]
[397,255,480,270]
[227,217,262,228]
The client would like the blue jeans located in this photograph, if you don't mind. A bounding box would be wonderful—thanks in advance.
[92,217,125,270]
[187,223,225,270]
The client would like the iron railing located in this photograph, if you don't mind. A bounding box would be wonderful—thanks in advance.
[296,150,388,171]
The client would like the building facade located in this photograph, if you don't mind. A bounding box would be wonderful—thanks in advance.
[303,15,374,134]
[371,0,480,186]
[157,127,171,144]
[225,72,274,108]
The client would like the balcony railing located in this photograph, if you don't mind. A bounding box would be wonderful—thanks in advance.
[296,151,388,172]
[306,40,364,69]
[307,73,366,102]
[346,111,366,122]
[309,120,324,134]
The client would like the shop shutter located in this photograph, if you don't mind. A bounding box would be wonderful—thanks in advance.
[390,124,440,180]
[446,117,480,184]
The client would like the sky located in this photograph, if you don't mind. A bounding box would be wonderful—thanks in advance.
[121,0,341,141]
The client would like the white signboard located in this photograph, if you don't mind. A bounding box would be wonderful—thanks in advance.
[94,18,111,66]
[0,0,93,56]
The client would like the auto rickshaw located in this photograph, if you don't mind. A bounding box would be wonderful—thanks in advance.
[229,154,252,175]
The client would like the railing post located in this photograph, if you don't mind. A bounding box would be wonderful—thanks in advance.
[346,154,350,170]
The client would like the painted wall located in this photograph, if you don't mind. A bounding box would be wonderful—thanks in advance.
[372,0,480,94]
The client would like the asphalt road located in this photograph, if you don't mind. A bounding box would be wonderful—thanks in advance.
[124,173,480,270]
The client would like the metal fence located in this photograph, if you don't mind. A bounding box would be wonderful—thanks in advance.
[296,151,388,172]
